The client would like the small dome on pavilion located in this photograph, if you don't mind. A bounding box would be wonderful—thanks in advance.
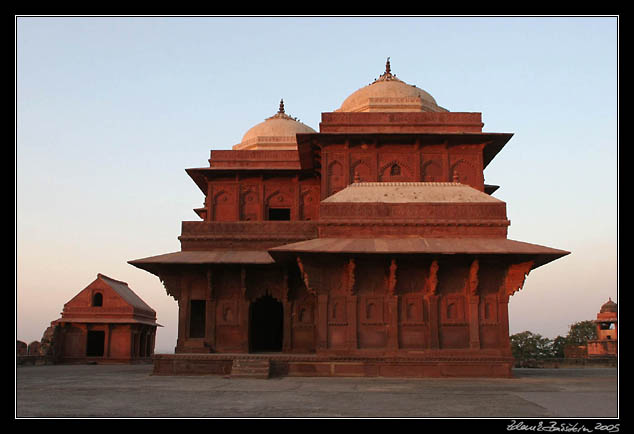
[233,99,316,150]
[337,58,448,113]
[600,298,617,313]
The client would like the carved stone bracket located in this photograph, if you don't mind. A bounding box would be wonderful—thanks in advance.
[468,259,479,296]
[158,272,181,301]
[296,256,316,296]
[503,261,534,299]
[346,258,356,296]
[388,258,397,296]
[427,260,439,295]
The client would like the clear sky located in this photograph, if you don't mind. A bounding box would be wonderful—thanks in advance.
[16,16,618,353]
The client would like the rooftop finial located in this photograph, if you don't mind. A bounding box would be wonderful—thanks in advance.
[278,98,285,114]
[372,57,400,84]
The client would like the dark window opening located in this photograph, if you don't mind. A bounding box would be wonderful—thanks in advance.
[189,300,206,338]
[92,292,103,307]
[268,208,291,221]
[250,295,283,352]
[390,164,401,176]
[86,330,105,357]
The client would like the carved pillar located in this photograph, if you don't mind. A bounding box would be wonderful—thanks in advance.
[427,295,440,349]
[176,289,189,353]
[205,268,216,352]
[426,260,440,349]
[158,271,183,352]
[468,259,480,349]
[317,294,328,351]
[283,268,292,352]
[387,258,399,351]
[388,296,399,351]
[468,297,480,349]
[499,261,534,353]
[283,300,292,352]
[239,266,249,352]
[346,258,357,351]
[104,324,111,359]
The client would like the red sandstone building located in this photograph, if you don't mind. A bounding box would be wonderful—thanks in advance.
[587,298,618,358]
[130,60,569,377]
[48,274,159,363]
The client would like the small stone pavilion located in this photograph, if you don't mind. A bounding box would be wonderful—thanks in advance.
[130,59,569,378]
[587,298,618,358]
[45,273,160,364]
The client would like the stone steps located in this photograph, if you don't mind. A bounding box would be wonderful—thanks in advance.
[230,358,271,379]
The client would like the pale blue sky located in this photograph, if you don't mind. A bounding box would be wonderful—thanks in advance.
[16,16,618,352]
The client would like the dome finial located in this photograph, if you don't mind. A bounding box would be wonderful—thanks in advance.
[373,57,399,84]
[278,98,285,114]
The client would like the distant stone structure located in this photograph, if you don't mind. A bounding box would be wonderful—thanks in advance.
[16,340,27,356]
[587,298,617,358]
[18,274,160,365]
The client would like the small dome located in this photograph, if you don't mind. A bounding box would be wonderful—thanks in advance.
[337,58,448,113]
[233,100,316,150]
[600,298,617,313]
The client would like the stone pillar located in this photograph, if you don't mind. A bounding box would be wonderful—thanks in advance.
[206,300,216,352]
[498,295,511,354]
[468,296,481,349]
[347,295,358,350]
[387,296,399,351]
[239,298,249,352]
[500,261,533,354]
[104,324,111,359]
[427,295,440,349]
[317,294,328,350]
[150,329,156,356]
[283,301,293,352]
[176,291,189,353]
[206,268,216,352]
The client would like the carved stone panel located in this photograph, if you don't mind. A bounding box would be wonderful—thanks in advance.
[328,296,347,325]
[327,160,346,196]
[300,186,319,221]
[240,185,260,221]
[421,158,444,182]
[440,295,466,325]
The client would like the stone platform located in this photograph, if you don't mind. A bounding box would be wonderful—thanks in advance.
[152,351,515,378]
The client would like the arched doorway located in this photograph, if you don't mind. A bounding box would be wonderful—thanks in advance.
[249,294,283,352]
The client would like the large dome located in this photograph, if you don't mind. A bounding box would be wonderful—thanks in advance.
[337,59,448,113]
[233,100,316,150]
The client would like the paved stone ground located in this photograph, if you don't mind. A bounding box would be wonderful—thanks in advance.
[15,364,618,419]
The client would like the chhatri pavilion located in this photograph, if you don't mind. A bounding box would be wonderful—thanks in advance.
[129,59,569,378]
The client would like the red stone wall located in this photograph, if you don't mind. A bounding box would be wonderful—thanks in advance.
[171,257,517,357]
[320,140,486,198]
